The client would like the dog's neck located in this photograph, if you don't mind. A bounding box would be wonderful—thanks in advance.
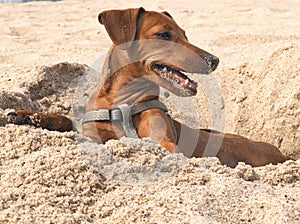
[87,47,160,111]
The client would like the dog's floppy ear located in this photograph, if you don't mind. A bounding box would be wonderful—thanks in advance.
[161,11,173,19]
[98,7,145,46]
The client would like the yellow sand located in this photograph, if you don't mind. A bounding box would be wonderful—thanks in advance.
[0,0,299,223]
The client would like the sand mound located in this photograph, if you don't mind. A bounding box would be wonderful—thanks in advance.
[0,0,299,223]
[223,44,300,158]
[0,124,299,223]
[0,125,106,223]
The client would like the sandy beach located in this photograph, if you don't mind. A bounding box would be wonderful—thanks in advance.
[0,0,299,223]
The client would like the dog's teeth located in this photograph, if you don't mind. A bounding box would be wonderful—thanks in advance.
[185,79,189,85]
[162,67,168,72]
[169,70,173,74]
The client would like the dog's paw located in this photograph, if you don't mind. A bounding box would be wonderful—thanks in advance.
[7,110,36,126]
[7,110,73,132]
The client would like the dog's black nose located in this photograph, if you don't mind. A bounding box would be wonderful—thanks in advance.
[205,55,219,71]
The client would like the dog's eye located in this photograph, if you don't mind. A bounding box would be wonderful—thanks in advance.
[155,32,172,40]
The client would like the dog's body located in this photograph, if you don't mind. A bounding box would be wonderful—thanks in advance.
[9,8,288,167]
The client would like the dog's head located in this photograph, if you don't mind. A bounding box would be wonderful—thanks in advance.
[98,7,219,97]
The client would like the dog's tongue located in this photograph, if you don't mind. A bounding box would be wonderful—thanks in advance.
[173,70,198,90]
[153,64,198,92]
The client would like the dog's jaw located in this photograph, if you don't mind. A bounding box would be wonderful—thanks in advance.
[151,63,199,96]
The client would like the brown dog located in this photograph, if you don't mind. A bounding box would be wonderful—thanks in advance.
[8,8,288,168]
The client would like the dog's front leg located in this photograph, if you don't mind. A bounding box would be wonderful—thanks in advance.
[134,109,178,152]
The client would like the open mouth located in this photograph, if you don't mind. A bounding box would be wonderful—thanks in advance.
[152,63,198,95]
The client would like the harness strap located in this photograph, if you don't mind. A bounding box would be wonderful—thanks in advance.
[82,100,168,138]
[131,100,168,115]
[82,108,122,123]
[117,104,139,138]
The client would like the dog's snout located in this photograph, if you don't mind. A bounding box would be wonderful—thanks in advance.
[205,55,219,71]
